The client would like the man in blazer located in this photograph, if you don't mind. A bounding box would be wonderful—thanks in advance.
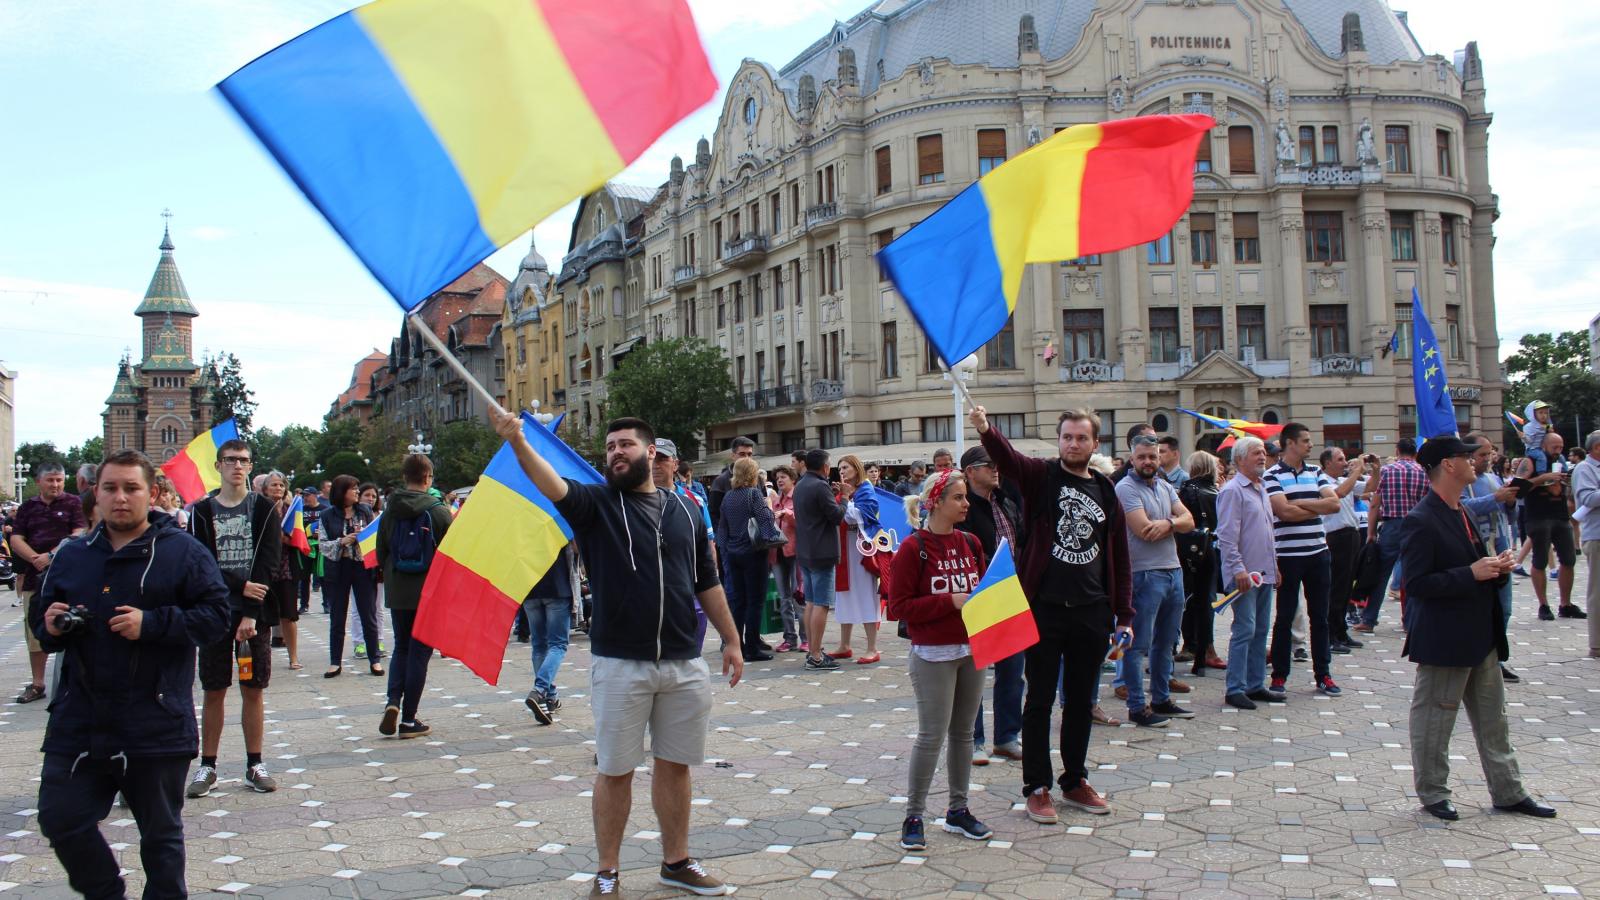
[1400,435,1555,821]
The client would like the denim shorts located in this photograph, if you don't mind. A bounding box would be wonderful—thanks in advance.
[799,565,836,610]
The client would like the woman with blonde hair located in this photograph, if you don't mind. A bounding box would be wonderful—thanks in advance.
[1177,451,1225,676]
[719,457,780,661]
[830,454,883,664]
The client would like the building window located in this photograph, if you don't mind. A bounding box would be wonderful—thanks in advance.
[1310,304,1349,356]
[880,322,899,378]
[874,229,894,281]
[1149,308,1179,363]
[1304,212,1345,262]
[924,334,941,374]
[1237,305,1266,359]
[1321,126,1339,163]
[735,355,746,390]
[1146,232,1174,265]
[875,145,892,194]
[977,128,1007,175]
[820,424,843,448]
[917,134,945,184]
[781,429,806,453]
[712,220,722,249]
[1064,254,1101,267]
[1390,212,1416,261]
[991,413,1027,439]
[771,265,784,309]
[769,191,781,232]
[984,314,1016,369]
[494,357,505,380]
[1394,302,1413,359]
[1194,306,1223,358]
[922,416,955,443]
[1441,215,1458,266]
[754,350,766,389]
[1385,125,1411,173]
[714,288,725,329]
[1447,304,1464,360]
[686,298,698,336]
[752,276,763,317]
[1298,126,1315,166]
[1398,404,1417,441]
[1436,129,1454,177]
[1097,410,1116,457]
[733,282,744,324]
[775,345,787,386]
[789,183,801,227]
[1189,213,1216,264]
[1194,135,1212,173]
[880,420,903,445]
[1324,406,1363,451]
[1228,126,1255,174]
[819,331,842,381]
[796,340,806,380]
[1234,212,1260,263]
[1063,309,1105,362]
[790,260,803,308]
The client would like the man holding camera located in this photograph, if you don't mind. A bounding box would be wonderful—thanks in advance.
[9,461,88,704]
[32,450,231,898]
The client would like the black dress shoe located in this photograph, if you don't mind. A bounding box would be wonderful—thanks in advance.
[1341,637,1364,648]
[1247,688,1286,703]
[1423,800,1459,820]
[1224,693,1256,710]
[1494,797,1557,818]
[1330,642,1352,655]
[1500,665,1521,683]
[743,651,775,662]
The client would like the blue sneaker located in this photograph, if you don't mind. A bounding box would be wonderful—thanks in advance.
[942,807,993,841]
[899,816,926,851]
[1317,676,1342,696]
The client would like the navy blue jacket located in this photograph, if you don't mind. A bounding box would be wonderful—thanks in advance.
[32,512,231,759]
[1399,491,1510,667]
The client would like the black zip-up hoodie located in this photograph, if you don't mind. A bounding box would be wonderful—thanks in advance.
[186,490,282,623]
[556,480,719,661]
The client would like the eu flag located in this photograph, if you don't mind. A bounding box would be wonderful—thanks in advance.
[1410,287,1457,439]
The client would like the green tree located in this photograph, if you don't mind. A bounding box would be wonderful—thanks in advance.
[431,419,501,490]
[324,450,371,484]
[602,337,735,459]
[316,419,364,465]
[64,436,106,474]
[211,352,258,435]
[1502,330,1596,451]
[1503,331,1588,384]
[361,417,413,490]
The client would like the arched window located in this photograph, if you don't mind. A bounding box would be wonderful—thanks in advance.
[1151,412,1171,433]
[1261,409,1281,425]
[743,97,757,125]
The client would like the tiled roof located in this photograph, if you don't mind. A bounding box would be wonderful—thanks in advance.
[135,225,199,317]
[335,350,388,410]
[1282,0,1423,64]
[411,263,509,342]
[105,361,139,405]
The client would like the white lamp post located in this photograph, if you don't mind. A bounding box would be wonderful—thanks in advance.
[943,354,979,457]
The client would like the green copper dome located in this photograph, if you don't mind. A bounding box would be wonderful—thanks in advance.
[134,224,199,317]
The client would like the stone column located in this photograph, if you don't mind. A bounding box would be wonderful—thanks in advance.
[1271,190,1310,375]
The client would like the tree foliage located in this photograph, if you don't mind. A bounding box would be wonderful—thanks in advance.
[602,337,735,459]
[64,437,105,475]
[431,419,501,490]
[324,450,371,484]
[1501,331,1599,452]
[361,417,414,490]
[211,352,258,435]
[316,419,364,465]
[1503,331,1588,384]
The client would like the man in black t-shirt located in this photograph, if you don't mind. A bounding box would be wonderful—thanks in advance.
[1517,432,1582,619]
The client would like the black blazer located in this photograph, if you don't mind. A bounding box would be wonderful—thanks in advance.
[1398,491,1508,667]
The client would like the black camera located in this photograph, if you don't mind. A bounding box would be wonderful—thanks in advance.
[53,605,94,635]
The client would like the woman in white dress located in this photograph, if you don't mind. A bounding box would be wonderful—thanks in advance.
[830,454,883,665]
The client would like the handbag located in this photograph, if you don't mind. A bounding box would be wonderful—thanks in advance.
[1350,537,1383,596]
[745,491,788,553]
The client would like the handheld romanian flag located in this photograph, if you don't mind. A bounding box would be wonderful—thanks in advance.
[1177,408,1284,441]
[159,419,239,505]
[216,0,717,309]
[282,495,312,554]
[960,539,1039,670]
[414,412,603,684]
[358,515,382,569]
[878,114,1213,367]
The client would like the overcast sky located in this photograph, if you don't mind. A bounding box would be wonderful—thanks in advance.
[2,0,1595,450]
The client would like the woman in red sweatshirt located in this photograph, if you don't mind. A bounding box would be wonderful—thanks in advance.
[887,469,993,852]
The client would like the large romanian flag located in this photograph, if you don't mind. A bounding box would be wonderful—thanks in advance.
[160,419,238,505]
[878,115,1213,367]
[217,0,717,309]
[414,412,602,684]
[960,539,1038,670]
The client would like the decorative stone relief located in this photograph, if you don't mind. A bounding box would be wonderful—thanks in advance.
[1361,216,1386,232]
[1270,81,1288,111]
[918,59,934,85]
[1026,124,1043,147]
[1069,274,1096,294]
[1108,80,1127,113]
[1356,119,1378,165]
[1423,219,1442,234]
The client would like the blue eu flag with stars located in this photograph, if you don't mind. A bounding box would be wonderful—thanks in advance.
[1410,287,1457,439]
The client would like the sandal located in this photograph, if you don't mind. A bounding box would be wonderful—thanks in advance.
[16,683,45,704]
[855,653,881,665]
[1090,705,1121,727]
[289,660,304,670]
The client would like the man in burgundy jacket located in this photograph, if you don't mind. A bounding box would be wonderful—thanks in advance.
[973,406,1133,823]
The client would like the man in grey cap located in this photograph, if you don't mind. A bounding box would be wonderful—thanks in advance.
[655,438,716,652]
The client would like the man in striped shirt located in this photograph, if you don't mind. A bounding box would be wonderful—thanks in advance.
[1355,439,1429,633]
[1264,423,1343,697]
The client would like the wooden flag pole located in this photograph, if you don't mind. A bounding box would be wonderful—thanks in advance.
[406,310,509,418]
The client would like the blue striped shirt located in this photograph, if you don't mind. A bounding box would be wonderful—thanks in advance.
[1263,461,1334,557]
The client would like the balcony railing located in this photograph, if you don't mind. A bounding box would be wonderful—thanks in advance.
[739,384,805,413]
[1058,358,1125,383]
[1277,163,1383,187]
[721,235,768,266]
[671,264,698,286]
[805,202,839,228]
[1310,354,1373,376]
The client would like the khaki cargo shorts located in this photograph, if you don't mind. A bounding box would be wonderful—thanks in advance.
[590,655,712,776]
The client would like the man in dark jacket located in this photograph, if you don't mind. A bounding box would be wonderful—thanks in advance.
[793,448,849,671]
[1401,436,1554,821]
[493,411,740,898]
[33,450,230,900]
[375,453,453,738]
[974,406,1133,823]
[184,438,282,797]
[958,444,1027,763]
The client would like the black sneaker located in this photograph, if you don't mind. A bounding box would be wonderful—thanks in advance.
[1560,605,1588,619]
[805,654,840,670]
[1247,688,1287,704]
[1128,707,1170,728]
[1293,647,1309,662]
[525,690,553,726]
[398,720,432,739]
[942,807,993,841]
[1341,636,1364,648]
[1150,700,1194,719]
[380,704,400,736]
[1329,642,1352,655]
[899,815,927,851]
[1539,605,1556,621]
[1224,693,1257,710]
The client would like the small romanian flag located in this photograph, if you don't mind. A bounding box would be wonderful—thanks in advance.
[282,495,312,554]
[878,115,1212,367]
[159,419,239,505]
[358,515,382,569]
[216,0,717,309]
[960,539,1039,670]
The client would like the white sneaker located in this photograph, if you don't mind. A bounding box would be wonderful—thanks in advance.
[972,745,990,766]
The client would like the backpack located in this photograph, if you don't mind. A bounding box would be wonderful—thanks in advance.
[390,506,440,574]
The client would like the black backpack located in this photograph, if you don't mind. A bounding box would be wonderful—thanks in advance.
[390,506,440,574]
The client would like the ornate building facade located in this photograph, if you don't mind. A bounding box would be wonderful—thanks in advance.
[103,225,218,461]
[1,361,15,499]
[499,235,567,421]
[579,0,1500,462]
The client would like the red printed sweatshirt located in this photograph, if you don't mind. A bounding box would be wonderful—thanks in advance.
[887,529,987,646]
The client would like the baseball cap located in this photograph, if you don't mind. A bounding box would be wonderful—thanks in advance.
[1416,435,1477,469]
[300,487,319,496]
[959,446,991,469]
[1530,400,1549,410]
[1264,441,1281,456]
[654,438,679,460]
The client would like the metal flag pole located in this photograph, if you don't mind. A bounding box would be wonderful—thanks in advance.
[939,356,979,457]
[406,310,508,418]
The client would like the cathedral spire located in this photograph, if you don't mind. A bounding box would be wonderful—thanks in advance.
[136,211,198,318]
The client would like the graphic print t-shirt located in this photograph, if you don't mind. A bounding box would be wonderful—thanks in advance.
[1037,471,1111,607]
[212,496,253,584]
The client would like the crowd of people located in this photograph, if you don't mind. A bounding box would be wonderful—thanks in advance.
[4,405,1599,897]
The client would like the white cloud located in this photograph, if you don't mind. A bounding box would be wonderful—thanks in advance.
[687,0,842,36]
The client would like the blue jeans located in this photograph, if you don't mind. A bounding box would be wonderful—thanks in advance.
[1225,583,1276,696]
[973,651,1024,748]
[523,596,571,699]
[1362,521,1405,626]
[1125,569,1186,712]
[800,564,836,609]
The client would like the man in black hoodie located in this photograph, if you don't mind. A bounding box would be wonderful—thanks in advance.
[184,438,282,797]
[493,410,740,898]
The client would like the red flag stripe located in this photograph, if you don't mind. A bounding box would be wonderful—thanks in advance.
[412,552,522,685]
[968,607,1039,670]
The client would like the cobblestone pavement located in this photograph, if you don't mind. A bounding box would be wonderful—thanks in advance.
[2,576,1598,899]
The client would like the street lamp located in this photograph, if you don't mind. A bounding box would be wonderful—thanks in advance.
[407,433,433,455]
[528,399,554,427]
[11,460,27,499]
[942,354,979,457]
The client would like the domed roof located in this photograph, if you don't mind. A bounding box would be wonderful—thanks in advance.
[135,223,199,318]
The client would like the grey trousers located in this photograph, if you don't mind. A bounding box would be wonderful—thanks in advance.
[1586,540,1600,655]
[906,652,985,818]
[1410,650,1528,807]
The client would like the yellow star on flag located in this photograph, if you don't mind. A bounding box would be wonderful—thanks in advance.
[1423,346,1437,361]
[1425,364,1440,381]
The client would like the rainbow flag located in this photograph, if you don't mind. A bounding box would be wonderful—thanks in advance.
[414,412,602,684]
[217,0,716,309]
[159,419,239,505]
[960,539,1039,670]
[878,115,1212,366]
[282,495,312,554]
[358,515,382,569]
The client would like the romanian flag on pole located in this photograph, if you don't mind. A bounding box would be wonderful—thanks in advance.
[358,515,382,569]
[960,539,1038,670]
[160,419,239,505]
[216,0,717,309]
[282,495,312,554]
[878,115,1212,366]
[414,413,602,684]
